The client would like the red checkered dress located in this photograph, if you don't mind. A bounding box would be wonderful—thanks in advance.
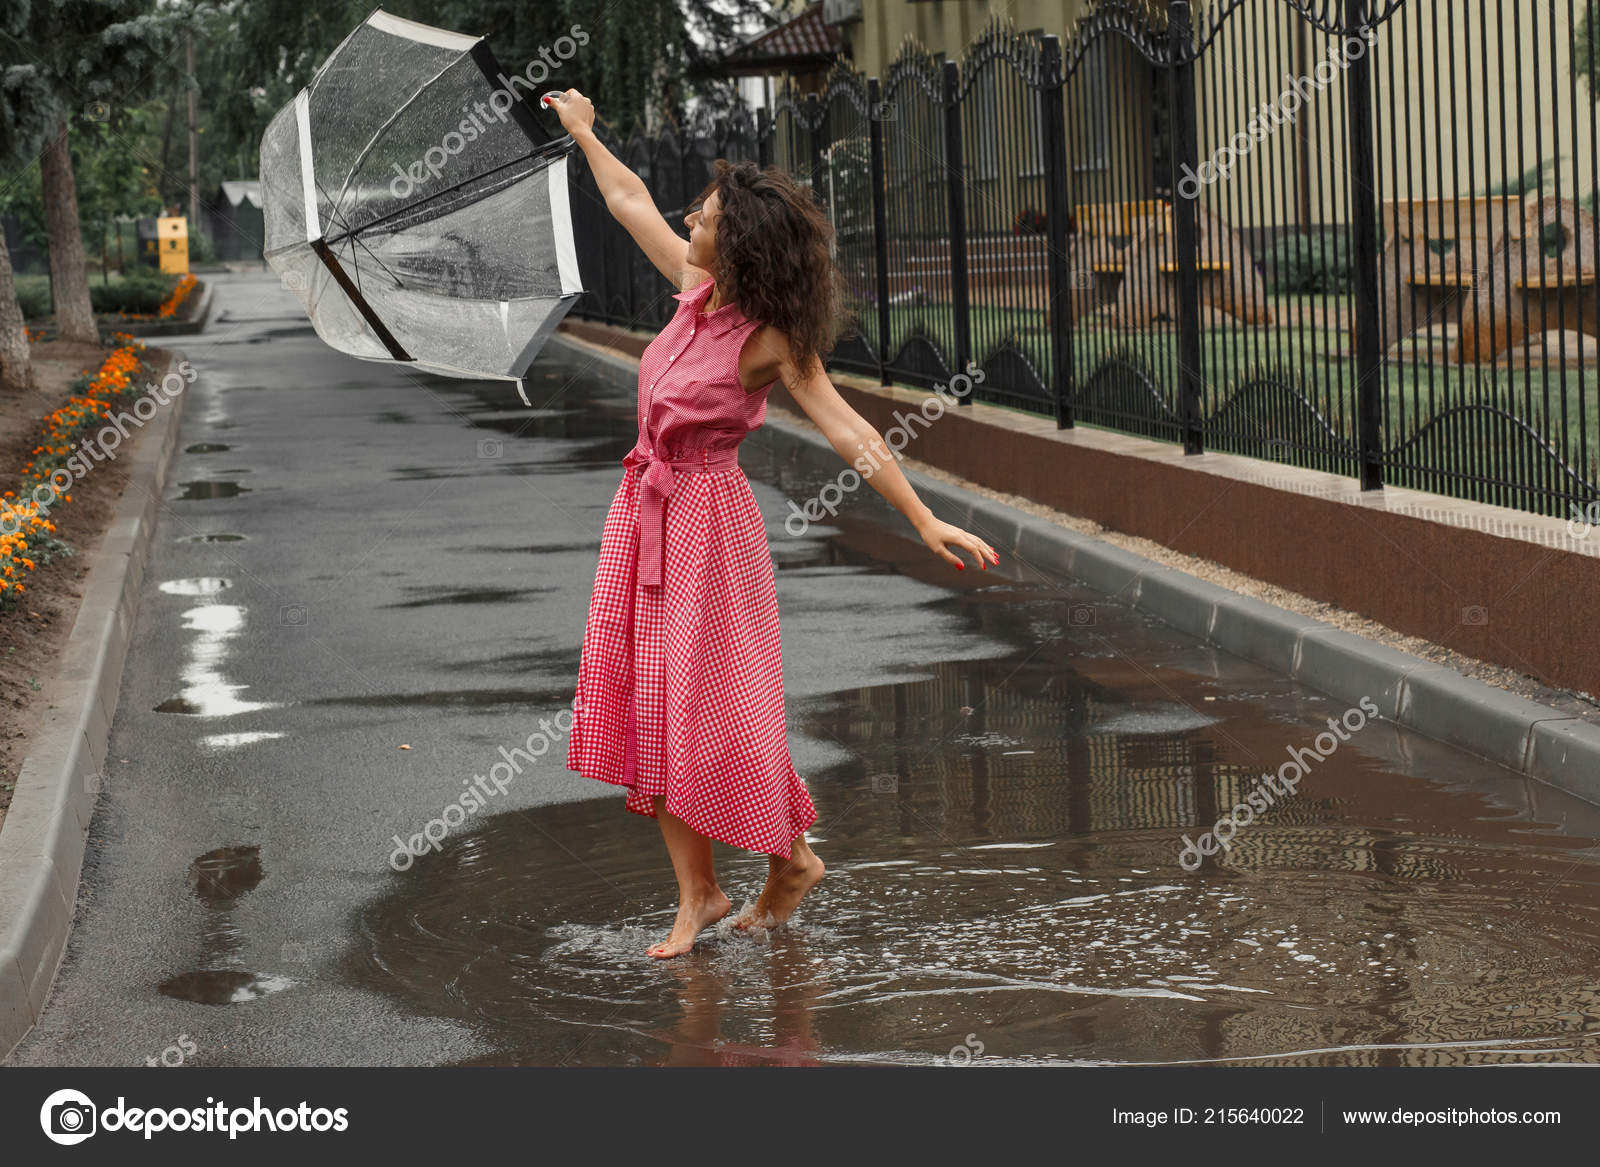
[566,277,818,858]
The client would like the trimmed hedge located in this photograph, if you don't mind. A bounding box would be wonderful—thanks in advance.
[89,272,180,316]
[1263,230,1353,295]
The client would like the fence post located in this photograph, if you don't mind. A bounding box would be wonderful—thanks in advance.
[1039,35,1074,428]
[1345,0,1384,491]
[1168,1,1205,456]
[805,93,826,197]
[757,105,771,170]
[942,59,972,402]
[868,77,893,384]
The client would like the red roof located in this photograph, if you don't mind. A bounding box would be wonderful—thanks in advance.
[720,3,843,75]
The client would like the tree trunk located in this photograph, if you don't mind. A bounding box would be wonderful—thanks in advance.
[0,237,35,393]
[40,119,98,345]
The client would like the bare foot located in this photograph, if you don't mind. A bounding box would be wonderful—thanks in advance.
[646,889,732,959]
[734,854,825,932]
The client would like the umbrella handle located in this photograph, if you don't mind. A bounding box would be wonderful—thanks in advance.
[539,91,566,109]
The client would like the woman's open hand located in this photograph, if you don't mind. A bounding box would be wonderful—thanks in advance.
[918,516,999,572]
[543,88,595,137]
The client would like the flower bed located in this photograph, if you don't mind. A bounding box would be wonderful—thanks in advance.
[0,335,154,606]
[158,273,199,319]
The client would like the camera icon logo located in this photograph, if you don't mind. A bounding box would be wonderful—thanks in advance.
[279,604,308,627]
[477,438,503,459]
[40,1088,97,1145]
[870,773,898,794]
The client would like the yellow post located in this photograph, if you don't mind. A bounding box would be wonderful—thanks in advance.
[157,217,189,275]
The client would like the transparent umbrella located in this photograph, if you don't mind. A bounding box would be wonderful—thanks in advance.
[259,8,583,404]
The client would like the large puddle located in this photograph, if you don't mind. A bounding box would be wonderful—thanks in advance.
[345,567,1600,1066]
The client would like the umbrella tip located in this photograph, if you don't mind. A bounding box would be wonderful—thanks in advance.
[515,378,531,407]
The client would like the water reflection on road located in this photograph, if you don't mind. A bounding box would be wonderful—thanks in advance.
[347,562,1600,1066]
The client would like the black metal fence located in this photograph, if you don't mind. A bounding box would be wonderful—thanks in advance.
[566,0,1600,521]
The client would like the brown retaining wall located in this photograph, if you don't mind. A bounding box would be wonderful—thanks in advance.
[559,318,1600,699]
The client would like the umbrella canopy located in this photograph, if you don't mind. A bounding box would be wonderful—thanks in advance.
[260,9,583,403]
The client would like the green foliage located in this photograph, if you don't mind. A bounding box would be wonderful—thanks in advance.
[0,157,47,252]
[1578,0,1600,99]
[15,278,50,319]
[187,224,216,263]
[0,65,60,166]
[72,109,164,223]
[1489,160,1552,197]
[200,0,774,180]
[88,269,177,315]
[1263,230,1353,295]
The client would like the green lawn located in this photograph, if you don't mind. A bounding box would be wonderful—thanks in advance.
[852,295,1600,516]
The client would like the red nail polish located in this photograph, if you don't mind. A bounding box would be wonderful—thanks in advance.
[956,562,964,570]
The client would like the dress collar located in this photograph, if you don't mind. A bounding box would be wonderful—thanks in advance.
[671,277,747,337]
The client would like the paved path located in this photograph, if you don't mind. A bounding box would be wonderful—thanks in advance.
[7,272,1001,1065]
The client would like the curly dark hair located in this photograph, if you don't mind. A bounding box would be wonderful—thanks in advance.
[691,159,847,380]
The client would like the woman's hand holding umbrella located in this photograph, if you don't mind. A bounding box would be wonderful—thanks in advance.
[542,89,595,136]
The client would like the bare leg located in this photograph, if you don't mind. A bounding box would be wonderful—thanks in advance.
[646,796,732,958]
[734,833,825,931]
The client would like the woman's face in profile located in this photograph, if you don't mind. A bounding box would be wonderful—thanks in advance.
[685,188,720,271]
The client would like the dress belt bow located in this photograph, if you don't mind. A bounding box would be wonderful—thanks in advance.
[620,443,741,587]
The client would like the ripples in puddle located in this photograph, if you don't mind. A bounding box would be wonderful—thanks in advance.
[347,692,1600,1066]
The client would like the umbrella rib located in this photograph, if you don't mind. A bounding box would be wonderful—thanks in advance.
[322,141,570,247]
[345,232,407,290]
[318,178,407,293]
[316,175,360,242]
[327,54,476,227]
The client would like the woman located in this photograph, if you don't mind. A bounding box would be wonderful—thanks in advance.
[551,91,999,959]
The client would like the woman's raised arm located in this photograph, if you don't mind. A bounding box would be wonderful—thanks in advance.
[545,89,702,289]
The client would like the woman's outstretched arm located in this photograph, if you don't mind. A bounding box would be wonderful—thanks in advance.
[776,350,999,573]
[545,89,703,288]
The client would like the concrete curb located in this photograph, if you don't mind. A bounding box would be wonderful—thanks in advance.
[877,448,1600,806]
[551,330,1600,812]
[0,351,188,1060]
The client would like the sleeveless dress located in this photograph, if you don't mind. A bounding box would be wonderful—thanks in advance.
[565,276,818,859]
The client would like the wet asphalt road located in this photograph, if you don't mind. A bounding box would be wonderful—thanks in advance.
[7,271,1007,1065]
[11,271,1600,1068]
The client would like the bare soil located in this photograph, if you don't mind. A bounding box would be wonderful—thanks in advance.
[0,340,167,831]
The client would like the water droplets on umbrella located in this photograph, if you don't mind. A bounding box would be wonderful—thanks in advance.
[259,8,585,404]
